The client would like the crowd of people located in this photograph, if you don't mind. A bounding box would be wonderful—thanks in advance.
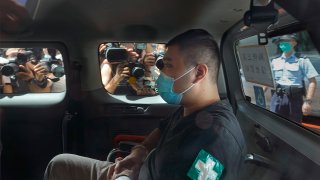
[0,48,65,94]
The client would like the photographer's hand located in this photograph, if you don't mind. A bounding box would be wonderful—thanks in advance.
[99,43,108,54]
[29,62,52,91]
[126,48,139,62]
[142,53,156,68]
[104,63,130,94]
[33,63,48,81]
[114,63,130,82]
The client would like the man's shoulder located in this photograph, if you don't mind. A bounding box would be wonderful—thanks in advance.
[195,100,235,127]
[194,99,246,148]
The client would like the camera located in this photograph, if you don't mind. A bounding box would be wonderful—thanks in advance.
[153,50,165,70]
[128,61,145,78]
[106,47,145,78]
[105,48,129,62]
[0,51,32,76]
[40,58,65,78]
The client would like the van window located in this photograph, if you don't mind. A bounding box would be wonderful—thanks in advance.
[99,43,165,96]
[0,48,66,94]
[236,31,320,132]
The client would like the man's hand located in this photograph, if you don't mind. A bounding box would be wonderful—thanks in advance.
[142,53,156,69]
[107,145,148,180]
[114,63,130,82]
[33,63,48,81]
[111,169,134,180]
[302,101,312,116]
[303,77,317,116]
[127,48,139,62]
[107,155,142,180]
[107,157,123,180]
[107,157,136,180]
[99,43,108,54]
[16,65,34,81]
[262,86,268,93]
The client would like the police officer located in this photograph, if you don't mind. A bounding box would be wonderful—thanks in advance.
[270,34,318,123]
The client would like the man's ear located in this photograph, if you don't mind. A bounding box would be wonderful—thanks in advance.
[193,64,208,83]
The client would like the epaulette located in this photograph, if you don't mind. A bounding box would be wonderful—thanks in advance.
[273,55,282,60]
[295,52,307,59]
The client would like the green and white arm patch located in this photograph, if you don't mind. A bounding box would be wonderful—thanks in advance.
[187,149,224,180]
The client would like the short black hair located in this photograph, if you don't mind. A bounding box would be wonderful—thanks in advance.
[48,48,57,59]
[166,29,220,83]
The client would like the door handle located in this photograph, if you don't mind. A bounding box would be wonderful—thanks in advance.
[255,129,273,153]
[110,106,146,114]
[244,153,281,172]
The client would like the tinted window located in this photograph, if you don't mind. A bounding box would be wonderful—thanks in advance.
[99,43,165,96]
[236,31,320,132]
[0,48,66,93]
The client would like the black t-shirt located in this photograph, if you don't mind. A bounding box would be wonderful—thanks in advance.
[139,99,246,180]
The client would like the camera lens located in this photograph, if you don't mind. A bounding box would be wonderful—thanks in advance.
[51,64,65,77]
[131,67,144,78]
[155,57,164,70]
[1,63,19,76]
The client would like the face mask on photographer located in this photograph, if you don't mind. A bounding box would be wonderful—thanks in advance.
[156,66,196,104]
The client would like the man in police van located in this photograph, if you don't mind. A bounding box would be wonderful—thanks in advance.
[44,29,246,180]
[269,34,318,123]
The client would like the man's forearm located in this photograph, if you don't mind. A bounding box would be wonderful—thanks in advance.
[130,128,161,160]
[141,128,161,152]
[306,78,317,100]
[105,76,122,94]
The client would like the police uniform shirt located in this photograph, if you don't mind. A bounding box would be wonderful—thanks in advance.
[271,53,319,86]
[139,99,246,180]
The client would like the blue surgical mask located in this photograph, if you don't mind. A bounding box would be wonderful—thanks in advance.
[279,42,292,53]
[156,67,196,104]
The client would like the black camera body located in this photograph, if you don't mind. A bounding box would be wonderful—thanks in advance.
[106,47,145,78]
[105,48,128,63]
[40,58,65,78]
[0,52,31,76]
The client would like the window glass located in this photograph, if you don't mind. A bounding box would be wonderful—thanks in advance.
[99,43,165,96]
[0,48,66,93]
[236,31,320,132]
